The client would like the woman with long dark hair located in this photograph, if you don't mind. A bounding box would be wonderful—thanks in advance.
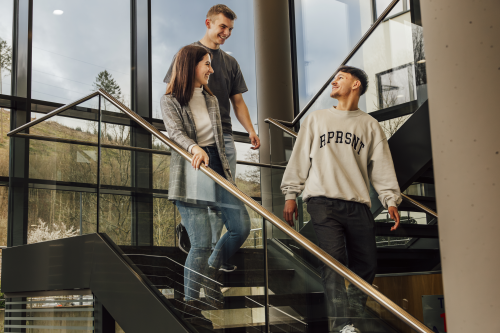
[160,45,251,310]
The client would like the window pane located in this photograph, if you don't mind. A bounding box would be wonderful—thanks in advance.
[0,108,10,176]
[0,0,13,96]
[151,0,258,134]
[235,142,261,198]
[28,188,97,244]
[0,185,7,246]
[294,0,374,110]
[32,0,131,110]
[376,0,404,18]
[99,193,131,245]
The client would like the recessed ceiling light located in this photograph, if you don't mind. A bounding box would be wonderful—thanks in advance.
[53,10,64,15]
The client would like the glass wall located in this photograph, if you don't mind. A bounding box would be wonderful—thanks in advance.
[293,0,374,111]
[375,0,410,18]
[300,7,425,121]
[0,108,9,176]
[150,0,258,134]
[31,0,130,109]
[5,294,94,332]
[0,0,13,96]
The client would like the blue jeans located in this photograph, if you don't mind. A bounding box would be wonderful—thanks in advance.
[176,145,250,300]
[208,134,238,249]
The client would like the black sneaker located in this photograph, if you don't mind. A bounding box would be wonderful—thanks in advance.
[219,263,237,272]
[176,223,191,254]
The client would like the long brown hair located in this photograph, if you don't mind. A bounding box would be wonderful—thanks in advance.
[165,45,214,106]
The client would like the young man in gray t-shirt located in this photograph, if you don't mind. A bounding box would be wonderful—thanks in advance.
[165,5,260,272]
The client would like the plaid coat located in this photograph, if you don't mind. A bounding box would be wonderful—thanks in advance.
[160,92,235,203]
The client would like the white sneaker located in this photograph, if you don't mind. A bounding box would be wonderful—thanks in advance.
[339,324,360,333]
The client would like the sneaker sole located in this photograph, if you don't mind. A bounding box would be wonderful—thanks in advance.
[219,266,237,273]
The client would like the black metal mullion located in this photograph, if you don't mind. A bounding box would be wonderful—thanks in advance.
[8,0,33,249]
[288,0,300,121]
[263,217,270,333]
[371,0,378,23]
[130,0,153,247]
[97,95,102,233]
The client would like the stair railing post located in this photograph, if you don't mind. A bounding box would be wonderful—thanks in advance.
[96,94,102,233]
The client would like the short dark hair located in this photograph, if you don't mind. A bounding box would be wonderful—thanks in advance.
[333,65,369,96]
[207,4,237,21]
[166,45,214,106]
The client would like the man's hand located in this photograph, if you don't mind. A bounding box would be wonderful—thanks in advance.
[249,131,261,150]
[283,199,298,227]
[230,94,260,149]
[388,206,400,231]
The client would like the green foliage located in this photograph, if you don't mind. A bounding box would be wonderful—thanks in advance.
[92,70,121,99]
[0,281,5,308]
[0,38,12,74]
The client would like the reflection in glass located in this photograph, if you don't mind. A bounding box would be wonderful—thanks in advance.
[32,0,130,110]
[28,189,97,244]
[0,0,13,96]
[151,0,258,134]
[29,140,98,184]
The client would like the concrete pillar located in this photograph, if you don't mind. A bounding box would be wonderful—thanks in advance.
[253,0,295,218]
[420,1,500,331]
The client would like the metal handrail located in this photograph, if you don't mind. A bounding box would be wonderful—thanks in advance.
[274,0,401,127]
[401,193,438,218]
[263,120,438,220]
[7,89,433,333]
[10,133,286,170]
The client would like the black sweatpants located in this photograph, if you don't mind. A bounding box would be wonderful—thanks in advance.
[307,197,377,331]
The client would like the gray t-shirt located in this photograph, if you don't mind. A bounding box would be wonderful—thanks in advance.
[163,41,248,134]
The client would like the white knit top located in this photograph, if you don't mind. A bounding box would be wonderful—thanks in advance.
[187,87,215,153]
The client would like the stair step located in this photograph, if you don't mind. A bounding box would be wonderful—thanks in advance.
[143,269,295,288]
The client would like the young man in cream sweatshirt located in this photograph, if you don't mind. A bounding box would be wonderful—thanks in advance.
[281,66,401,333]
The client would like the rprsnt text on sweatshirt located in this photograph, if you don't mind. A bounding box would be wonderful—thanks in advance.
[281,107,402,209]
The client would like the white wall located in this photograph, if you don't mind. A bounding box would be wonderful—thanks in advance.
[420,0,500,331]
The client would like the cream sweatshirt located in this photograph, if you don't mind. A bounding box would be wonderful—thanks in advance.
[187,87,215,153]
[281,107,402,208]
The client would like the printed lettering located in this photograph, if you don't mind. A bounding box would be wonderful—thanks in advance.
[345,132,352,144]
[336,131,343,143]
[327,131,335,143]
[320,134,326,148]
[352,135,360,150]
[357,141,365,155]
